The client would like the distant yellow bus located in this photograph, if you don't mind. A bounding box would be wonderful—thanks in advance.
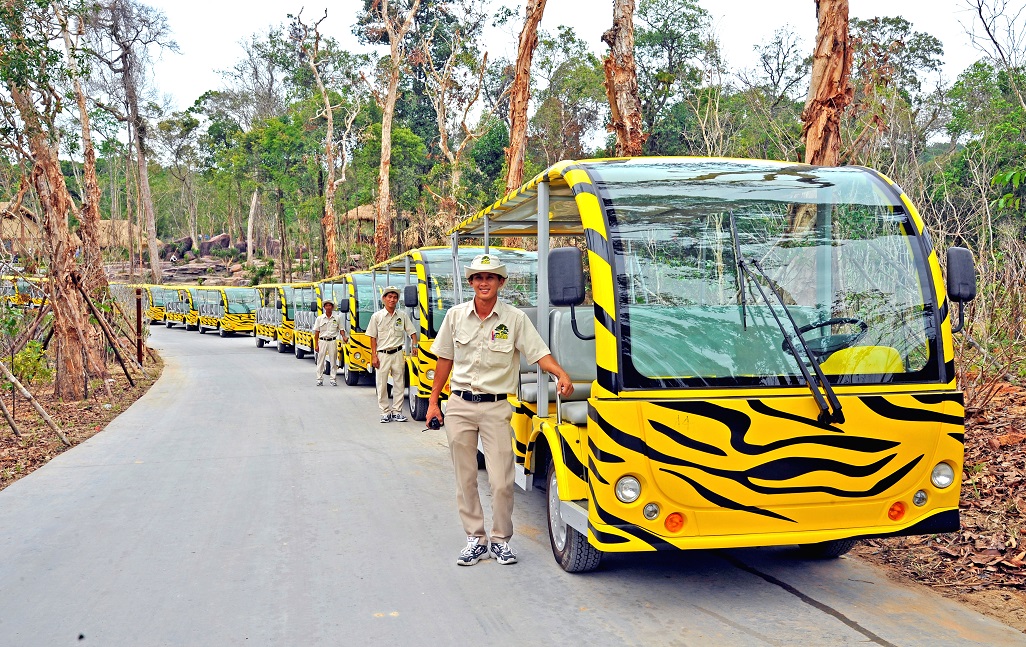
[196,286,261,337]
[164,287,199,330]
[292,277,347,361]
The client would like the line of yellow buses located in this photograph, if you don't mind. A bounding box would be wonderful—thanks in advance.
[116,156,979,574]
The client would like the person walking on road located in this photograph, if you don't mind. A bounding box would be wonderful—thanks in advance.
[426,254,574,567]
[367,286,418,423]
[313,299,345,386]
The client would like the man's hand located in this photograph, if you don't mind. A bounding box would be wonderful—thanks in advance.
[556,373,574,397]
[425,401,443,429]
[372,355,380,369]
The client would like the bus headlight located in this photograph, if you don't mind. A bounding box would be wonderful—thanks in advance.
[615,476,641,503]
[931,463,955,489]
[426,369,435,381]
[354,351,362,360]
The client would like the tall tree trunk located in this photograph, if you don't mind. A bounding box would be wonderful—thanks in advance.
[505,0,547,194]
[602,0,646,157]
[372,0,421,263]
[246,188,258,264]
[802,0,852,166]
[8,86,101,401]
[276,187,288,282]
[56,3,107,292]
[125,145,136,280]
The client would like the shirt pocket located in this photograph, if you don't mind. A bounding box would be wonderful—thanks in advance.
[484,339,514,370]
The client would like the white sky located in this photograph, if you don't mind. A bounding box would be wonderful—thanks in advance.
[149,0,988,113]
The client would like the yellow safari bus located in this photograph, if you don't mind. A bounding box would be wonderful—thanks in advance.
[144,285,171,323]
[370,246,537,420]
[254,283,284,349]
[293,277,348,361]
[197,286,261,337]
[338,271,377,385]
[448,157,977,572]
[164,286,200,330]
[1,275,47,308]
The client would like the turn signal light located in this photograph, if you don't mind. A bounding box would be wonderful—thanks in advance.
[887,501,906,521]
[664,512,686,533]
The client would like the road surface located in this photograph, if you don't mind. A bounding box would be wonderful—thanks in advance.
[0,328,1022,646]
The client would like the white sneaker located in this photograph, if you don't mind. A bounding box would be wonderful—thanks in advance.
[329,379,337,386]
[391,412,408,422]
[316,380,323,386]
[380,414,391,423]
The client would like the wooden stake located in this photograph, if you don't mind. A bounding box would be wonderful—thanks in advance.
[0,360,68,446]
[74,280,135,387]
[0,390,20,437]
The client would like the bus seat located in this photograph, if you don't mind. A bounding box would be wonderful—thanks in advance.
[549,307,596,384]
[820,345,905,375]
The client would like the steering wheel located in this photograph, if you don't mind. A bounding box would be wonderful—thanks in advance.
[782,317,868,357]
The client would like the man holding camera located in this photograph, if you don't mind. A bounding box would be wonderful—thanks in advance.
[426,254,573,566]
[313,299,344,386]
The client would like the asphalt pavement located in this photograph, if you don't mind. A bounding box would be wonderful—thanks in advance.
[0,327,1023,646]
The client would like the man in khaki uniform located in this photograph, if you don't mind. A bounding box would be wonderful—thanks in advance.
[367,286,418,423]
[313,299,345,386]
[427,254,573,566]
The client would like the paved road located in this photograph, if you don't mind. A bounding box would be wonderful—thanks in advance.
[0,328,1023,646]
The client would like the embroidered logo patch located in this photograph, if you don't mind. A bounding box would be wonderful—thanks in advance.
[492,323,509,340]
[394,318,403,328]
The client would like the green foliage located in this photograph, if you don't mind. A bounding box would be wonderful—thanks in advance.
[992,168,1025,212]
[247,260,276,286]
[12,340,51,386]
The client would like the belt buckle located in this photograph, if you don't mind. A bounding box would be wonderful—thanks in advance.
[472,393,483,402]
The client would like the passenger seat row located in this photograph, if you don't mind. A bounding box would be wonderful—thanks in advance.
[516,306,596,425]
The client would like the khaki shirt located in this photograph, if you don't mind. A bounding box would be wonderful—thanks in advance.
[313,313,341,339]
[367,308,416,351]
[433,300,549,396]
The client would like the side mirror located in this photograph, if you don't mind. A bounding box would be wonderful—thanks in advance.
[549,247,586,306]
[310,303,318,312]
[946,246,976,334]
[404,285,418,309]
[275,300,282,310]
[337,299,350,314]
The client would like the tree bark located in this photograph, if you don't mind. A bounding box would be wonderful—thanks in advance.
[373,0,422,263]
[505,0,547,194]
[7,85,100,401]
[602,0,647,157]
[802,0,852,166]
[56,2,107,293]
[246,188,258,264]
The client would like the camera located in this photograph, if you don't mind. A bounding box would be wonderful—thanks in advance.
[427,417,441,430]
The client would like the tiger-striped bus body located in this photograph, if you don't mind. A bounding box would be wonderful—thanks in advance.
[450,157,971,571]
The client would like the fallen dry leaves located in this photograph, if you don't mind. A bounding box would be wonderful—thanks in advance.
[854,384,1026,631]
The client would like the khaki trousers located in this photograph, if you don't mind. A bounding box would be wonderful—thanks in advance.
[315,339,338,380]
[375,350,405,414]
[444,396,514,544]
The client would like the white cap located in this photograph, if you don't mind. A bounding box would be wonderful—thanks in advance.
[464,254,507,279]
[381,285,400,297]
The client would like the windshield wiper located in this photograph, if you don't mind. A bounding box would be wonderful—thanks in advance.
[729,213,747,330]
[730,224,844,425]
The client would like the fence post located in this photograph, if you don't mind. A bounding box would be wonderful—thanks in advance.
[135,288,143,365]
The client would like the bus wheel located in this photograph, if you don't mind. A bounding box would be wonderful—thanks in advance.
[165,321,173,329]
[343,363,360,386]
[797,538,858,559]
[295,345,305,359]
[256,336,265,348]
[219,327,228,338]
[411,394,429,421]
[547,459,602,573]
[199,326,206,334]
[276,341,289,353]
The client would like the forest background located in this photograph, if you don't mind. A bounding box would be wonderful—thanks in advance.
[0,0,1024,407]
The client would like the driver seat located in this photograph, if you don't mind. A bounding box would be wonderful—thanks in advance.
[820,346,904,375]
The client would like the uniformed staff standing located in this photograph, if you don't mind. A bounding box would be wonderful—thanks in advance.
[427,254,573,566]
[313,300,345,386]
[367,286,418,423]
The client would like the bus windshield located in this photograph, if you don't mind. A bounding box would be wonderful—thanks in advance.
[225,288,259,313]
[586,160,940,389]
[150,288,168,307]
[351,274,375,331]
[423,248,538,337]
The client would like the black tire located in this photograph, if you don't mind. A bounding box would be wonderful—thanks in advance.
[411,394,429,421]
[165,320,173,328]
[186,323,197,331]
[276,340,289,353]
[343,362,361,386]
[256,336,265,348]
[219,327,228,338]
[295,345,305,359]
[199,326,206,334]
[546,459,602,573]
[797,538,859,559]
